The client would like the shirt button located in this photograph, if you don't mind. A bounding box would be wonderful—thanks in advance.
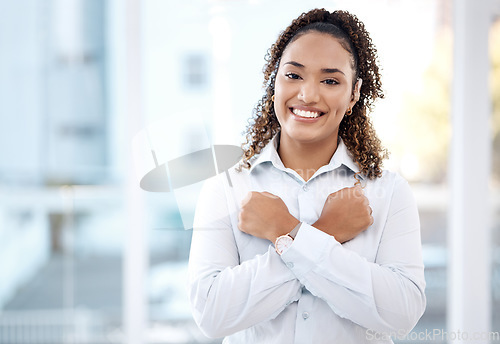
[287,262,294,269]
[302,312,309,320]
[302,184,309,191]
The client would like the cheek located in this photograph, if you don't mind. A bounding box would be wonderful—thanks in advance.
[327,92,351,110]
[273,80,289,116]
[274,76,296,100]
[274,79,285,100]
[273,103,287,126]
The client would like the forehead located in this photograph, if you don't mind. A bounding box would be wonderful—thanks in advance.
[280,32,354,73]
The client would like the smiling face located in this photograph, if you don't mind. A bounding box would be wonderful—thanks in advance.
[274,31,360,148]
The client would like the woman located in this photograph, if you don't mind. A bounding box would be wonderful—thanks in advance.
[188,8,426,343]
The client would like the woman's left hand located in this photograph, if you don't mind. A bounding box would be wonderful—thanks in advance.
[238,191,300,243]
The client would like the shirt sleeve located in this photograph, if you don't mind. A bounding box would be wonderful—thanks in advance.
[187,174,302,338]
[280,175,426,334]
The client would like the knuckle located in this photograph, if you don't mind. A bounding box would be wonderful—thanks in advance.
[241,192,252,205]
[365,215,374,227]
[250,191,259,198]
[241,212,248,221]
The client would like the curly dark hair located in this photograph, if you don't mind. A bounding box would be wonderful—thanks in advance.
[240,8,388,179]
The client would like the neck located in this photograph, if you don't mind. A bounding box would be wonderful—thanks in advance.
[278,134,339,182]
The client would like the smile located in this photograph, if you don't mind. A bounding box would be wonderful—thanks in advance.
[290,108,325,118]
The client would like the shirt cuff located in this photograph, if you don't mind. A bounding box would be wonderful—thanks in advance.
[280,223,340,278]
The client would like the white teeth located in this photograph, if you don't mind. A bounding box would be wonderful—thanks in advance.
[292,109,322,118]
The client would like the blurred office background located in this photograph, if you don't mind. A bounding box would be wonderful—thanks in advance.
[0,0,499,343]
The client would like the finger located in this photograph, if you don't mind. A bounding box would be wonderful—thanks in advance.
[361,197,369,206]
[327,191,340,202]
[330,186,350,198]
[352,185,364,196]
[368,206,373,215]
[262,191,279,199]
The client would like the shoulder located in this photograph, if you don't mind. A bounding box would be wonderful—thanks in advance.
[199,161,251,198]
[367,170,415,203]
[194,162,252,225]
[376,170,417,211]
[228,160,253,182]
[373,170,411,188]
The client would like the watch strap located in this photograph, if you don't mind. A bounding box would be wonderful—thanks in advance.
[288,222,302,239]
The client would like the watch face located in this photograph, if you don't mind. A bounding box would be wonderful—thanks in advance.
[275,235,293,255]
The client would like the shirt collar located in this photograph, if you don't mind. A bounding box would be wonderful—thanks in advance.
[332,139,364,179]
[249,133,363,179]
[248,133,285,173]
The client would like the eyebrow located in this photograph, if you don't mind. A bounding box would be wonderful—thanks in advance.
[284,61,345,75]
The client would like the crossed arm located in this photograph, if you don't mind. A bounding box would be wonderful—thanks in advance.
[238,185,373,244]
[188,175,426,338]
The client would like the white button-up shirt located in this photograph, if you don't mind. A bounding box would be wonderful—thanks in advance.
[188,134,426,343]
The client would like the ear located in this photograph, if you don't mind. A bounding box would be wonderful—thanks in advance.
[351,78,363,103]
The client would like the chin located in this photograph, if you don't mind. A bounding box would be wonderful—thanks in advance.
[288,132,324,144]
[283,127,337,145]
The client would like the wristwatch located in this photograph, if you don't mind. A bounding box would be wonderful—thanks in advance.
[275,222,301,255]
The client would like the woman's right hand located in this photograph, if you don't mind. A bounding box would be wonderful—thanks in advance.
[312,186,373,243]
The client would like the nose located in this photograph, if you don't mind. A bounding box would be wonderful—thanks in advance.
[298,80,320,103]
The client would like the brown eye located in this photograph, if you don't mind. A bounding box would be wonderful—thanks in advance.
[323,79,338,85]
[285,73,301,80]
